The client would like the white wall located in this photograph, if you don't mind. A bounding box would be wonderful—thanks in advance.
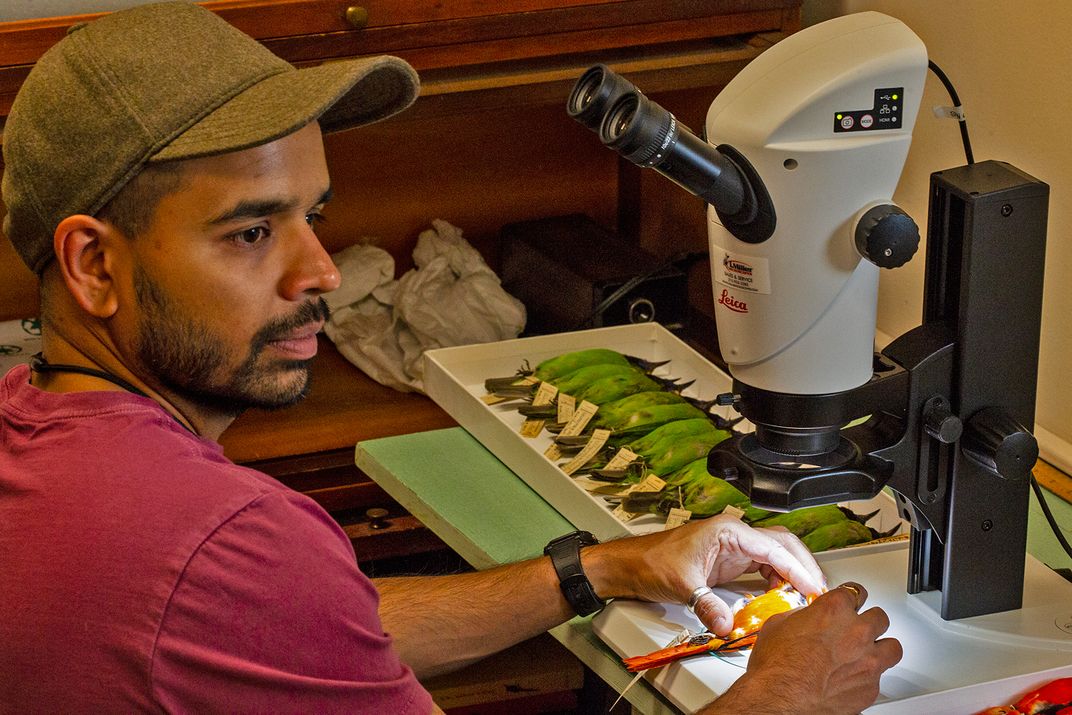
[805,0,1072,471]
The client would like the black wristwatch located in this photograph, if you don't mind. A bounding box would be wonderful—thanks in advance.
[544,530,606,616]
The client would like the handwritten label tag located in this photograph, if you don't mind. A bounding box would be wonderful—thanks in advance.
[664,507,692,530]
[481,393,509,405]
[532,381,558,407]
[557,393,576,425]
[543,442,562,461]
[557,392,574,424]
[604,448,639,472]
[634,474,667,493]
[559,400,598,437]
[613,503,640,522]
[519,418,545,438]
[721,504,746,520]
[561,428,611,475]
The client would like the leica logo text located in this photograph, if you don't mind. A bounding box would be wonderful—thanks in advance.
[718,289,748,313]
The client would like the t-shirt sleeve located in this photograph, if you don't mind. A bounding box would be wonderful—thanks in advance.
[150,489,433,714]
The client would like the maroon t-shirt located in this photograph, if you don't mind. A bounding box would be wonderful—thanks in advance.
[0,364,432,713]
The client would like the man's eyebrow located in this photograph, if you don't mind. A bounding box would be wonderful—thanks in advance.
[206,186,333,226]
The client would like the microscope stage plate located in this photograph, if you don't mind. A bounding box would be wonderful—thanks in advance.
[593,543,1072,714]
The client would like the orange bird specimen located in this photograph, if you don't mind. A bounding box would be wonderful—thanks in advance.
[623,583,811,673]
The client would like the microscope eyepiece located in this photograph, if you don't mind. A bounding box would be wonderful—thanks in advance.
[566,64,638,131]
[568,65,760,222]
[600,92,676,167]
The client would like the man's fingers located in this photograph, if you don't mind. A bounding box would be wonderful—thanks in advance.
[875,636,904,669]
[835,581,868,610]
[740,529,826,597]
[765,529,827,594]
[691,590,733,635]
[858,605,892,640]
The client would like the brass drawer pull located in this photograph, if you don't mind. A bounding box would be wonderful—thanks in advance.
[345,6,369,29]
[365,507,391,530]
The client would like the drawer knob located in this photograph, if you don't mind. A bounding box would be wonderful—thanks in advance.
[365,507,391,529]
[345,6,369,29]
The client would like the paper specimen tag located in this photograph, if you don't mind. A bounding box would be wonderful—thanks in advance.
[561,428,611,475]
[613,503,640,522]
[721,504,746,520]
[520,418,545,438]
[559,400,598,437]
[532,381,558,407]
[543,442,562,461]
[604,448,639,472]
[664,507,693,530]
[556,393,576,424]
[480,393,509,405]
[635,474,667,493]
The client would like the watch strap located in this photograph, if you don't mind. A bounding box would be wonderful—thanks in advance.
[544,530,606,616]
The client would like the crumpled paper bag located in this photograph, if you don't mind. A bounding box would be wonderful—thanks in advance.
[323,220,526,393]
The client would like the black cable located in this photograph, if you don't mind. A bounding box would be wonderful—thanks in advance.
[1030,473,1072,560]
[30,352,150,398]
[571,250,708,331]
[29,352,197,435]
[927,60,975,165]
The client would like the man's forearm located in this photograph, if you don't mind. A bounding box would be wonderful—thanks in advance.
[374,556,574,678]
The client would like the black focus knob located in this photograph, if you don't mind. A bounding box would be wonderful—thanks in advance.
[854,204,920,269]
[961,407,1038,481]
[923,397,963,444]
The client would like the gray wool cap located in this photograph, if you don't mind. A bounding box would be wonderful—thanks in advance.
[1,1,420,274]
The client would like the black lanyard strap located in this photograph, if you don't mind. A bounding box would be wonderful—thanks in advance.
[29,353,151,399]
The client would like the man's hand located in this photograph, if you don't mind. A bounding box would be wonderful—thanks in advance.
[584,514,826,634]
[707,582,903,714]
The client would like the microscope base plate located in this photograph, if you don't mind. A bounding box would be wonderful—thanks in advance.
[593,542,1072,713]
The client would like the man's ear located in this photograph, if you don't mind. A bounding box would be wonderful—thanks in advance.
[53,215,124,319]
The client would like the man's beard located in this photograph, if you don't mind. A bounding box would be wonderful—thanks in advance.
[132,265,330,417]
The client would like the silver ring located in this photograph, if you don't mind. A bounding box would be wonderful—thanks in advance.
[687,585,714,613]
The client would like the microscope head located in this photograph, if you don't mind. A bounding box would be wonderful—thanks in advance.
[569,12,928,508]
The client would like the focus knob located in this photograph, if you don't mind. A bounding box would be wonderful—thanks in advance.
[854,204,920,269]
[923,397,962,444]
[962,407,1038,481]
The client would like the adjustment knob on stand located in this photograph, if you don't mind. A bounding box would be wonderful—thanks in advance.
[854,204,920,268]
[923,396,963,444]
[961,407,1038,480]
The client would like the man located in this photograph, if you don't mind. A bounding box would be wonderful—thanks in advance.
[0,3,901,713]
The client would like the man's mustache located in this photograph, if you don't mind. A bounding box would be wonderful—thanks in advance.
[252,298,331,351]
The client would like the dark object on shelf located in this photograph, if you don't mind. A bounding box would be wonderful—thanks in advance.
[501,214,687,335]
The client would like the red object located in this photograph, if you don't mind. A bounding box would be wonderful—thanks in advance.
[975,677,1072,715]
[1015,677,1072,714]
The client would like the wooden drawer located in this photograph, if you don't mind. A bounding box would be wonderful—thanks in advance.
[0,0,799,117]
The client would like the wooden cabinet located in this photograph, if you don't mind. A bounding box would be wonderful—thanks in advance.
[0,0,801,565]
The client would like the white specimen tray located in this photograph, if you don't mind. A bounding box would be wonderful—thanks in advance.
[594,541,1072,713]
[423,323,902,542]
[424,324,735,540]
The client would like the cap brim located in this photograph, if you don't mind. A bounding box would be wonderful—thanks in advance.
[151,55,419,162]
